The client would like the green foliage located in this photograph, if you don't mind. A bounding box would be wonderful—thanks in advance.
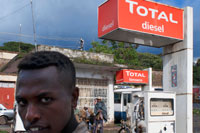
[138,52,162,70]
[193,65,200,85]
[0,41,34,53]
[73,57,112,66]
[90,40,140,67]
[0,131,9,133]
[197,59,200,66]
[89,40,162,70]
[193,109,200,116]
[113,42,139,66]
[90,41,112,54]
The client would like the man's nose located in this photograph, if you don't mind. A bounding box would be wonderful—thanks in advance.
[25,104,41,123]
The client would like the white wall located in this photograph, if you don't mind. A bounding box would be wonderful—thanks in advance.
[0,75,17,82]
[76,67,115,123]
[37,45,114,64]
[163,7,193,133]
[0,52,17,59]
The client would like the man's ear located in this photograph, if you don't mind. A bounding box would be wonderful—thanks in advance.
[71,87,79,109]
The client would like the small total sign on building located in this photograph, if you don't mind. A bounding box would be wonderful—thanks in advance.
[116,69,148,84]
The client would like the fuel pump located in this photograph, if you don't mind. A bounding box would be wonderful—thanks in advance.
[131,91,176,133]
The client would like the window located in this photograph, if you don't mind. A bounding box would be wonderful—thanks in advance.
[128,94,131,103]
[114,93,121,103]
[150,98,174,116]
[76,78,108,109]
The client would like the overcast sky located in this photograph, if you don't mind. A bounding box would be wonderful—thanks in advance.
[0,0,199,59]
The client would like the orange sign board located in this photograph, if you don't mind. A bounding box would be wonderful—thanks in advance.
[98,0,184,47]
[98,0,118,38]
[0,87,15,109]
[116,69,148,84]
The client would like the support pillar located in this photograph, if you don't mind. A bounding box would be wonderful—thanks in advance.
[142,68,153,91]
[163,7,193,133]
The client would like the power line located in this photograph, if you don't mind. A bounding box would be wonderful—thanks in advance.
[0,32,86,50]
[0,38,17,42]
[0,34,81,49]
[0,3,30,22]
[35,35,80,41]
[51,44,80,48]
[0,37,81,49]
[0,32,80,42]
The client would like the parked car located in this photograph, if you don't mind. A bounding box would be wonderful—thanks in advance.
[0,104,14,124]
[197,96,200,100]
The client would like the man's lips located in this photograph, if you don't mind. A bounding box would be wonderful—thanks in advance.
[26,125,49,133]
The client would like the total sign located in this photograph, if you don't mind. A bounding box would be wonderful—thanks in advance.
[98,0,184,47]
[116,69,148,84]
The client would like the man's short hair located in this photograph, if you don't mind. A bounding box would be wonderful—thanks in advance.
[18,51,76,89]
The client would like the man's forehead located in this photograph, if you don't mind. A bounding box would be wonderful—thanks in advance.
[16,88,58,99]
[16,66,72,96]
[17,66,71,85]
[18,66,59,78]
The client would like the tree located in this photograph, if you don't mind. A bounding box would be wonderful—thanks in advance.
[137,52,162,70]
[193,65,200,85]
[90,40,139,67]
[90,41,112,54]
[112,42,139,66]
[196,58,200,66]
[0,41,34,53]
[89,40,162,70]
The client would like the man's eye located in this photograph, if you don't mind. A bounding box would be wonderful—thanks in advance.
[17,100,27,107]
[40,97,53,104]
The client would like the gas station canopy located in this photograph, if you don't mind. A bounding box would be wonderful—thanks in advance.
[98,0,184,48]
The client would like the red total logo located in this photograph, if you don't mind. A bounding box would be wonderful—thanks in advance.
[116,69,148,84]
[125,0,178,24]
[125,70,146,77]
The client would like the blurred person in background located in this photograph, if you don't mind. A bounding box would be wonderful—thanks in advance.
[93,97,107,133]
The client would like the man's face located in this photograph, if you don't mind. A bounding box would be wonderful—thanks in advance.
[16,66,74,133]
[97,99,101,102]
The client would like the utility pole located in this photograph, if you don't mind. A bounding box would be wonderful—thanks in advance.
[79,38,84,51]
[19,24,22,53]
[30,0,37,51]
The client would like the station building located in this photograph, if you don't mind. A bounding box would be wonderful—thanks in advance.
[0,45,125,123]
[0,45,168,123]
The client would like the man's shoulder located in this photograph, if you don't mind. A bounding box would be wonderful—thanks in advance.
[72,121,89,133]
[99,101,106,107]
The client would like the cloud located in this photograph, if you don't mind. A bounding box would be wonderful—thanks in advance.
[32,0,106,48]
[33,0,105,37]
[0,0,106,46]
[0,0,35,43]
[181,0,200,58]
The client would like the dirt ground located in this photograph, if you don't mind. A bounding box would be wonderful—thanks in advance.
[0,115,199,133]
[194,114,200,133]
[0,124,12,133]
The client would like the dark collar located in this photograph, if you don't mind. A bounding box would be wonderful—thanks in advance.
[61,114,79,133]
